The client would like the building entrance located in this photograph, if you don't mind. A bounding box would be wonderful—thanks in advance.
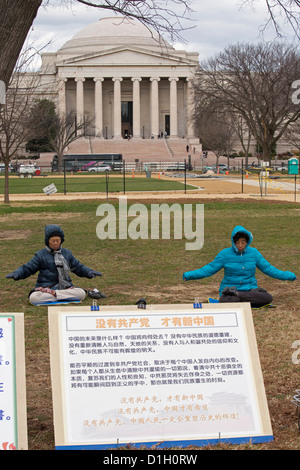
[122,101,133,138]
[165,114,170,135]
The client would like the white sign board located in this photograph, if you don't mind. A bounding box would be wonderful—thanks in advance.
[0,313,27,450]
[43,183,57,195]
[48,304,273,449]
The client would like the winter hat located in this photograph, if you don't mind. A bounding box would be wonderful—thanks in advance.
[45,224,65,246]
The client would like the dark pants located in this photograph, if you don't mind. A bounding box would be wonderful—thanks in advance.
[219,288,273,308]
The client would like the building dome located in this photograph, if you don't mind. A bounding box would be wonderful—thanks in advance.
[58,16,173,55]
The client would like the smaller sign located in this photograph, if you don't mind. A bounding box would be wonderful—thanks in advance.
[43,183,57,195]
[0,313,27,450]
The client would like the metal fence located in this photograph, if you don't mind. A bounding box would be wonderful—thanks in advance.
[0,160,190,196]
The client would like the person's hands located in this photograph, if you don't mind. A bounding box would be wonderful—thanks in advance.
[6,272,18,280]
[88,270,102,278]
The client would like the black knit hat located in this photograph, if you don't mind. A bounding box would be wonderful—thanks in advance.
[45,224,65,246]
[48,231,62,239]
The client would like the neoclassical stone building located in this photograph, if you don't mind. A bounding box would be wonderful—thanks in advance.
[40,16,199,142]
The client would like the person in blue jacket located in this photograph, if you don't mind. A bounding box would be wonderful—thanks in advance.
[6,224,102,305]
[183,225,297,308]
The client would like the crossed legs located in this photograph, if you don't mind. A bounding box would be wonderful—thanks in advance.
[29,286,86,305]
[219,288,273,308]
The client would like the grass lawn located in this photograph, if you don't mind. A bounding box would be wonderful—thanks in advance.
[1,198,299,450]
[0,174,196,194]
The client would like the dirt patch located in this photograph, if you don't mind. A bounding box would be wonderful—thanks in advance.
[0,212,84,222]
[0,229,32,240]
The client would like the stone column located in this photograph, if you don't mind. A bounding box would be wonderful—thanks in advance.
[94,77,104,137]
[150,77,160,138]
[57,78,67,117]
[112,77,123,139]
[75,77,85,134]
[186,77,195,138]
[169,77,179,138]
[131,77,142,139]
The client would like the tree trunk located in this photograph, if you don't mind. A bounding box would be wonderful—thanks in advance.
[0,0,42,87]
[57,152,65,173]
[4,161,10,204]
[262,143,272,164]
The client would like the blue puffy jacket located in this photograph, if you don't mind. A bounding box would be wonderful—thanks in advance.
[183,225,296,294]
[12,224,93,288]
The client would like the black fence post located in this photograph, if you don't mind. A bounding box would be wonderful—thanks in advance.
[64,160,67,195]
[241,159,244,194]
[105,170,109,201]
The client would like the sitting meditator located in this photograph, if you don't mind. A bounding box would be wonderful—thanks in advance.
[6,224,102,306]
[183,225,297,308]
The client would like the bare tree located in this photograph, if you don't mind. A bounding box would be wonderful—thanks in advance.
[194,42,300,162]
[0,49,44,203]
[195,105,236,166]
[27,101,93,171]
[228,112,253,167]
[283,118,300,154]
[49,112,94,171]
[244,0,300,39]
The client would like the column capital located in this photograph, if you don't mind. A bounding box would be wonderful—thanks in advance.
[168,77,179,82]
[131,77,142,82]
[75,77,85,82]
[93,77,104,82]
[150,77,161,82]
[112,77,123,82]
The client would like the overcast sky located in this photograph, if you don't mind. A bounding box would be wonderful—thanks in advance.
[29,0,297,63]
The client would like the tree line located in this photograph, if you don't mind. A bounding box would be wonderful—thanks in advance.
[192,42,300,166]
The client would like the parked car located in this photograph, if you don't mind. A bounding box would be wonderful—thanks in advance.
[81,161,96,171]
[18,164,40,177]
[88,163,112,172]
[217,164,228,171]
[204,164,228,173]
[0,163,13,173]
[278,165,288,171]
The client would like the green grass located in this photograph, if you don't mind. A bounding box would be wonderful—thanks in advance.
[0,175,196,194]
[1,198,300,450]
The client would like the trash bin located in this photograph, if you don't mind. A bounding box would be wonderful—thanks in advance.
[288,157,299,175]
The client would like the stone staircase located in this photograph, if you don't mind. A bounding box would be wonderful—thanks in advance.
[65,136,201,163]
[36,137,202,169]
